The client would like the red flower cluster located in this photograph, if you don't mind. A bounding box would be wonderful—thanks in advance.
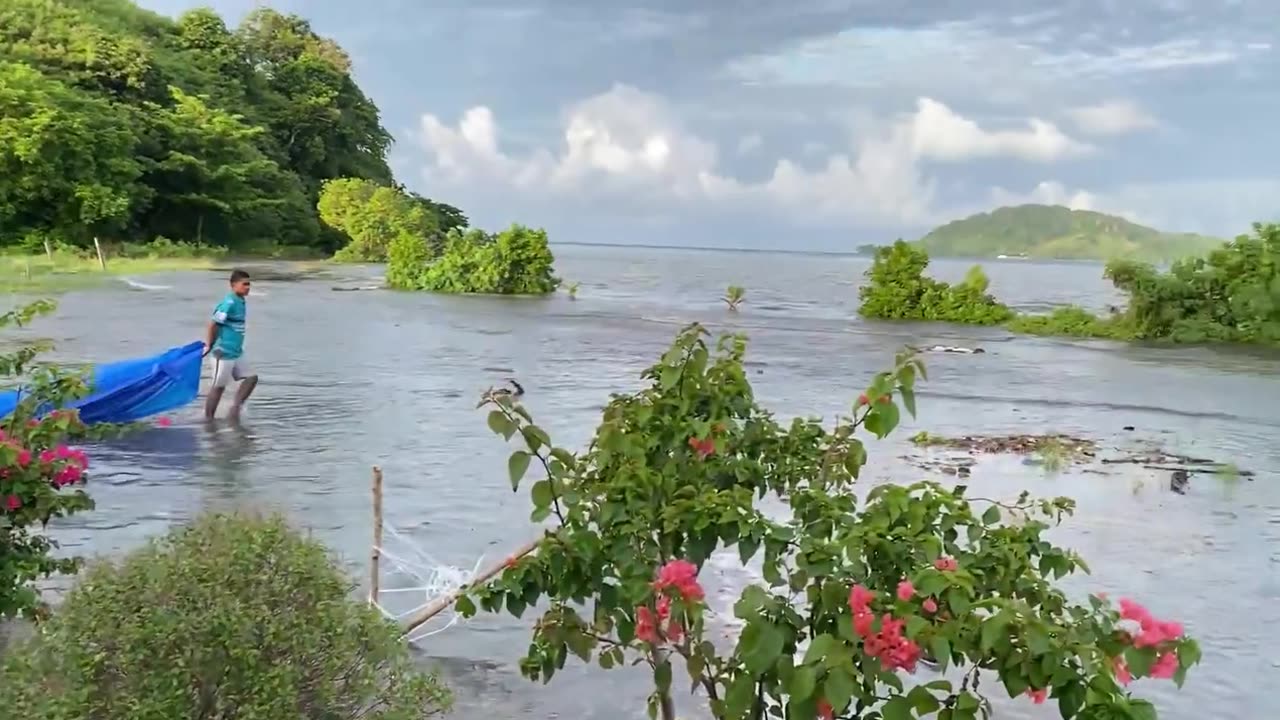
[0,430,91,514]
[816,698,834,720]
[1114,598,1184,681]
[1025,688,1048,704]
[635,559,705,646]
[933,556,959,572]
[688,436,715,459]
[848,584,921,673]
[653,559,704,601]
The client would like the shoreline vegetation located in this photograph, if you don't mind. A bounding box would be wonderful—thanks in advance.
[860,222,1280,347]
[1,0,557,298]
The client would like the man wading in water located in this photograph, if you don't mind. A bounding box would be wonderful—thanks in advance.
[202,269,258,419]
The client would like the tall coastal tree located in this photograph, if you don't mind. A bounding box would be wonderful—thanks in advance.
[0,0,401,253]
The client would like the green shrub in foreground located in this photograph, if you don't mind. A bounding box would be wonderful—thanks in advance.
[0,512,451,720]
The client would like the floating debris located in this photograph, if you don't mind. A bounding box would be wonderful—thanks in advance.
[331,285,382,292]
[910,431,1096,458]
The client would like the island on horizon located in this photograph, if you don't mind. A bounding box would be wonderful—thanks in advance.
[905,204,1221,263]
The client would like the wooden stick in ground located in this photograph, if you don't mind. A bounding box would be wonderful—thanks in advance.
[42,240,53,263]
[93,237,107,270]
[370,466,384,606]
[400,534,546,637]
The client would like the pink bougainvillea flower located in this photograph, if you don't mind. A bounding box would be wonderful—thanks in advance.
[687,436,716,459]
[16,448,31,467]
[816,698,834,720]
[155,416,173,427]
[852,610,874,638]
[1026,688,1048,704]
[666,619,684,645]
[922,598,938,614]
[848,584,875,611]
[1150,651,1179,679]
[635,606,659,644]
[38,449,55,464]
[934,557,958,572]
[896,580,915,601]
[4,494,20,511]
[1118,598,1152,624]
[656,595,672,620]
[1113,657,1132,686]
[653,559,705,602]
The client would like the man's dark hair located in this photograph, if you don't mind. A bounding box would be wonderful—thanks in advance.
[229,269,251,284]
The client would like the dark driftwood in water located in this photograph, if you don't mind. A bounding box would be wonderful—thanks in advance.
[331,285,382,292]
[1143,464,1254,478]
[1101,452,1217,466]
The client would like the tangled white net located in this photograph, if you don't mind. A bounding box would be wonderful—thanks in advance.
[370,521,485,644]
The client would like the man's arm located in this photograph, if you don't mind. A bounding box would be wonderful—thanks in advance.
[204,301,229,356]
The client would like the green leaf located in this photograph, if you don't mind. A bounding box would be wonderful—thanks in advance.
[1057,681,1086,719]
[655,660,673,694]
[882,696,913,720]
[508,451,532,489]
[930,636,951,671]
[530,480,554,509]
[900,387,917,418]
[907,685,941,715]
[802,634,837,665]
[742,621,786,676]
[726,674,754,720]
[981,505,1000,524]
[660,364,680,389]
[823,669,854,713]
[454,594,477,617]
[487,410,516,439]
[1124,646,1156,677]
[786,666,817,702]
[735,586,770,620]
[980,613,1009,652]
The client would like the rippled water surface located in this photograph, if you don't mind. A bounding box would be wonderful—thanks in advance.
[17,246,1280,718]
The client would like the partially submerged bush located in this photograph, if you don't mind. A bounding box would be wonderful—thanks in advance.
[390,224,559,295]
[0,512,451,720]
[858,241,1013,325]
[1007,305,1131,340]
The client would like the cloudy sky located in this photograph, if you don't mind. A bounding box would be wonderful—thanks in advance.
[140,0,1279,249]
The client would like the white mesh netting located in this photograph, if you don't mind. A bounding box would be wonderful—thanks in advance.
[370,521,485,644]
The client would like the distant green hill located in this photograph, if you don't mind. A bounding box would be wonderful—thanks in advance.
[916,205,1220,262]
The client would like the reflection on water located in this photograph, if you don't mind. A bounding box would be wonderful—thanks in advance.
[22,246,1278,719]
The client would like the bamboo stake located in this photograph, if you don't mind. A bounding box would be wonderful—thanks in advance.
[370,466,384,606]
[400,534,546,637]
[93,237,107,270]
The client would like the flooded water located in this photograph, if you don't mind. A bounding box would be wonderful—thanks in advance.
[11,245,1279,719]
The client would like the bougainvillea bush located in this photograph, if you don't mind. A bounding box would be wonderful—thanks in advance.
[461,322,1200,719]
[0,300,97,621]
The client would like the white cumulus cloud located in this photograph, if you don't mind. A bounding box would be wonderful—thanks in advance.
[1067,100,1159,135]
[414,85,1092,227]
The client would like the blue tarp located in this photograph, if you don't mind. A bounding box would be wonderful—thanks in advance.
[0,342,204,424]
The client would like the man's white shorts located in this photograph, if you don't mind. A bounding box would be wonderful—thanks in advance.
[209,355,253,389]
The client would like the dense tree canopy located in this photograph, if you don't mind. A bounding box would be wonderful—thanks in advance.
[0,0,460,255]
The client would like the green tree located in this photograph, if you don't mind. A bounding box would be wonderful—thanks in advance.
[135,87,317,248]
[0,62,141,248]
[321,178,440,262]
[0,0,406,255]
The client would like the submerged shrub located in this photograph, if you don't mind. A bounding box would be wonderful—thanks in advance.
[0,512,451,720]
[858,241,1013,325]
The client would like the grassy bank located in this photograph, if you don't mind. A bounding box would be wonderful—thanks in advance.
[0,242,328,294]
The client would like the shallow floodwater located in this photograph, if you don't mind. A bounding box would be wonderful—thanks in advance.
[12,245,1279,719]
